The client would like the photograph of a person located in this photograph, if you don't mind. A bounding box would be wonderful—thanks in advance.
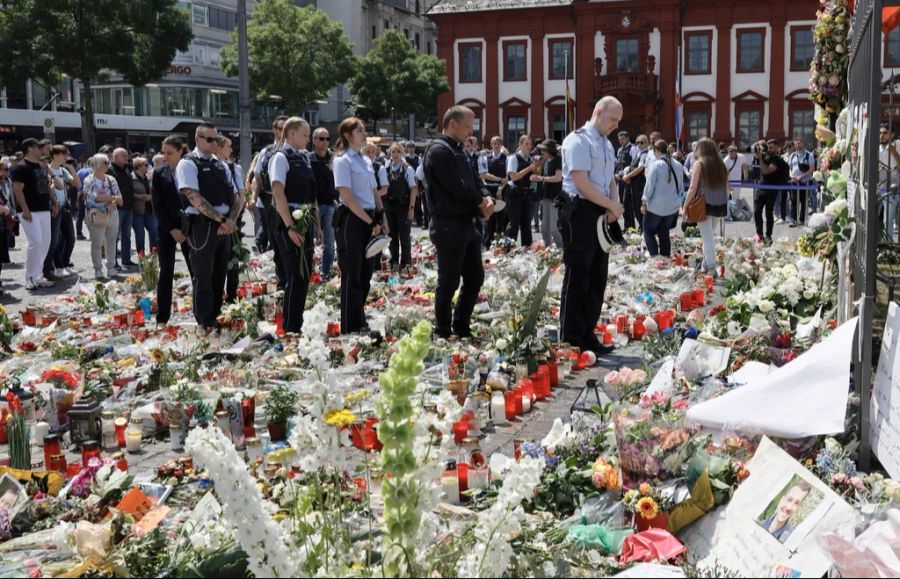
[0,474,25,516]
[755,475,825,544]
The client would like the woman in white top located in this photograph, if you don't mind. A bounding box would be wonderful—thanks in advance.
[83,153,123,279]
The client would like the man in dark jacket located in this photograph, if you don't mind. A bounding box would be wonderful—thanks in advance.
[110,148,136,269]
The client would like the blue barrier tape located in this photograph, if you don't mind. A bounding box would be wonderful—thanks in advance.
[728,181,820,191]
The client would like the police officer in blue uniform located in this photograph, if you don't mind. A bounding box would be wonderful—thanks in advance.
[269,116,321,334]
[423,105,494,339]
[253,115,289,289]
[176,121,243,331]
[559,97,626,358]
[333,117,389,334]
[506,134,539,246]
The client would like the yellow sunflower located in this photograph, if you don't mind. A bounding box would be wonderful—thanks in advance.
[149,349,165,363]
[637,497,659,520]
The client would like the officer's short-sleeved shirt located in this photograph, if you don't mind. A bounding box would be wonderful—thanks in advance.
[638,148,653,169]
[562,121,616,199]
[388,162,417,189]
[268,144,304,187]
[175,147,236,215]
[366,157,388,189]
[333,148,376,209]
[415,163,425,183]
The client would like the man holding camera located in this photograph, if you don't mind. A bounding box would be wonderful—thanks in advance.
[754,139,789,245]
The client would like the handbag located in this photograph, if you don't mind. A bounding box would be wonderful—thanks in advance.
[89,208,114,228]
[684,191,707,223]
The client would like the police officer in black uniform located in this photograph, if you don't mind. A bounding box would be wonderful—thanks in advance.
[176,121,243,331]
[479,136,508,248]
[423,106,494,339]
[404,141,426,227]
[506,134,538,246]
[269,117,321,334]
[384,142,418,271]
[153,135,193,325]
[253,115,289,289]
[218,136,245,304]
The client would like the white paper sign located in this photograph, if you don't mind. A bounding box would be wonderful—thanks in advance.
[681,437,859,578]
[687,317,858,438]
[871,302,900,479]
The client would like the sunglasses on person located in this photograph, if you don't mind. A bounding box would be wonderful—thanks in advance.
[316,137,330,142]
[196,133,219,144]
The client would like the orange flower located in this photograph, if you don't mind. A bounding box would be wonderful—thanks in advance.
[737,468,750,482]
[606,468,621,491]
[637,497,659,520]
[639,483,652,496]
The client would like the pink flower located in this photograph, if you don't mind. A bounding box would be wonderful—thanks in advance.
[632,369,647,383]
[850,476,866,492]
[604,371,621,387]
[673,399,690,411]
[639,395,651,409]
[832,473,849,485]
[592,470,607,489]
[619,367,634,382]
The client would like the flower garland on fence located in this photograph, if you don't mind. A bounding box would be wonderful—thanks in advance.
[810,0,851,116]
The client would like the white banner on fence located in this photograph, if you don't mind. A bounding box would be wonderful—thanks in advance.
[871,302,900,479]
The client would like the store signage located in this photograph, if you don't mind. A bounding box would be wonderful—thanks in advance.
[169,65,193,76]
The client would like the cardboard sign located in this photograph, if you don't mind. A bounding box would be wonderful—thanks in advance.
[681,438,859,578]
[115,488,154,522]
[871,302,900,479]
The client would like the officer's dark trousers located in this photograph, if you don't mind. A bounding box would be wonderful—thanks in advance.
[560,200,609,352]
[260,193,286,287]
[156,227,193,325]
[272,222,314,334]
[337,212,375,334]
[188,217,230,329]
[505,189,532,246]
[431,216,484,338]
[384,201,412,267]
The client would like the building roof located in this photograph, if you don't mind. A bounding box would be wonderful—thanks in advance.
[427,0,571,15]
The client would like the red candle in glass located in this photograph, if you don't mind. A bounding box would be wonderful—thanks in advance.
[513,387,524,416]
[274,312,284,336]
[43,434,61,472]
[457,462,469,500]
[632,318,646,341]
[603,331,613,345]
[705,275,714,294]
[538,367,551,398]
[522,378,536,404]
[504,390,517,421]
[81,440,101,468]
[692,289,706,307]
[452,420,469,445]
[115,418,127,448]
[49,454,67,474]
[548,358,559,387]
[531,371,545,400]
[616,314,629,334]
[596,323,607,334]
[66,462,82,479]
[241,397,256,437]
[327,322,341,337]
[680,292,693,312]
[364,417,381,451]
[134,309,145,326]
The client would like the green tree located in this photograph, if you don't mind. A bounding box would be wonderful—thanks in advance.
[349,30,449,134]
[220,0,355,116]
[0,0,193,153]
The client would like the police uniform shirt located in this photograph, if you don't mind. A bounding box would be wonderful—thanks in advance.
[269,144,314,209]
[334,148,376,210]
[389,162,417,190]
[415,162,425,183]
[230,163,245,193]
[175,147,237,216]
[638,147,652,170]
[562,121,616,199]
[506,152,532,188]
[366,156,389,190]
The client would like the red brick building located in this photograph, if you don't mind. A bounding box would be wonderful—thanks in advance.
[427,0,896,150]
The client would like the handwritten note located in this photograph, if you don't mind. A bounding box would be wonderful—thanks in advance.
[871,302,900,479]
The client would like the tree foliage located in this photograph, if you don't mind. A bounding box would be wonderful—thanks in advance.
[220,0,355,115]
[0,0,193,152]
[348,29,449,126]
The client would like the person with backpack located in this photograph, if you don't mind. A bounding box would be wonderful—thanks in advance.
[641,140,683,258]
[506,134,538,247]
[684,138,729,274]
[383,142,418,271]
[82,153,123,280]
[789,136,816,226]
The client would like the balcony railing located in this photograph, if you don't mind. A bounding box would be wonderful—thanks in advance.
[594,72,659,97]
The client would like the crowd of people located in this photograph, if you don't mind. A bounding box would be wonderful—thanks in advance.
[7,105,896,360]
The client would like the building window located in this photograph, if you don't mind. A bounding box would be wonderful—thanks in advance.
[686,110,710,143]
[791,27,814,71]
[736,108,763,150]
[415,32,420,50]
[385,19,390,32]
[616,38,640,73]
[503,40,527,82]
[427,41,432,55]
[886,26,900,67]
[459,43,482,83]
[192,4,207,27]
[416,0,420,13]
[549,108,565,143]
[790,106,816,146]
[737,28,765,73]
[208,7,236,32]
[404,28,409,39]
[506,115,526,151]
[685,31,712,75]
[372,25,377,39]
[549,39,574,80]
